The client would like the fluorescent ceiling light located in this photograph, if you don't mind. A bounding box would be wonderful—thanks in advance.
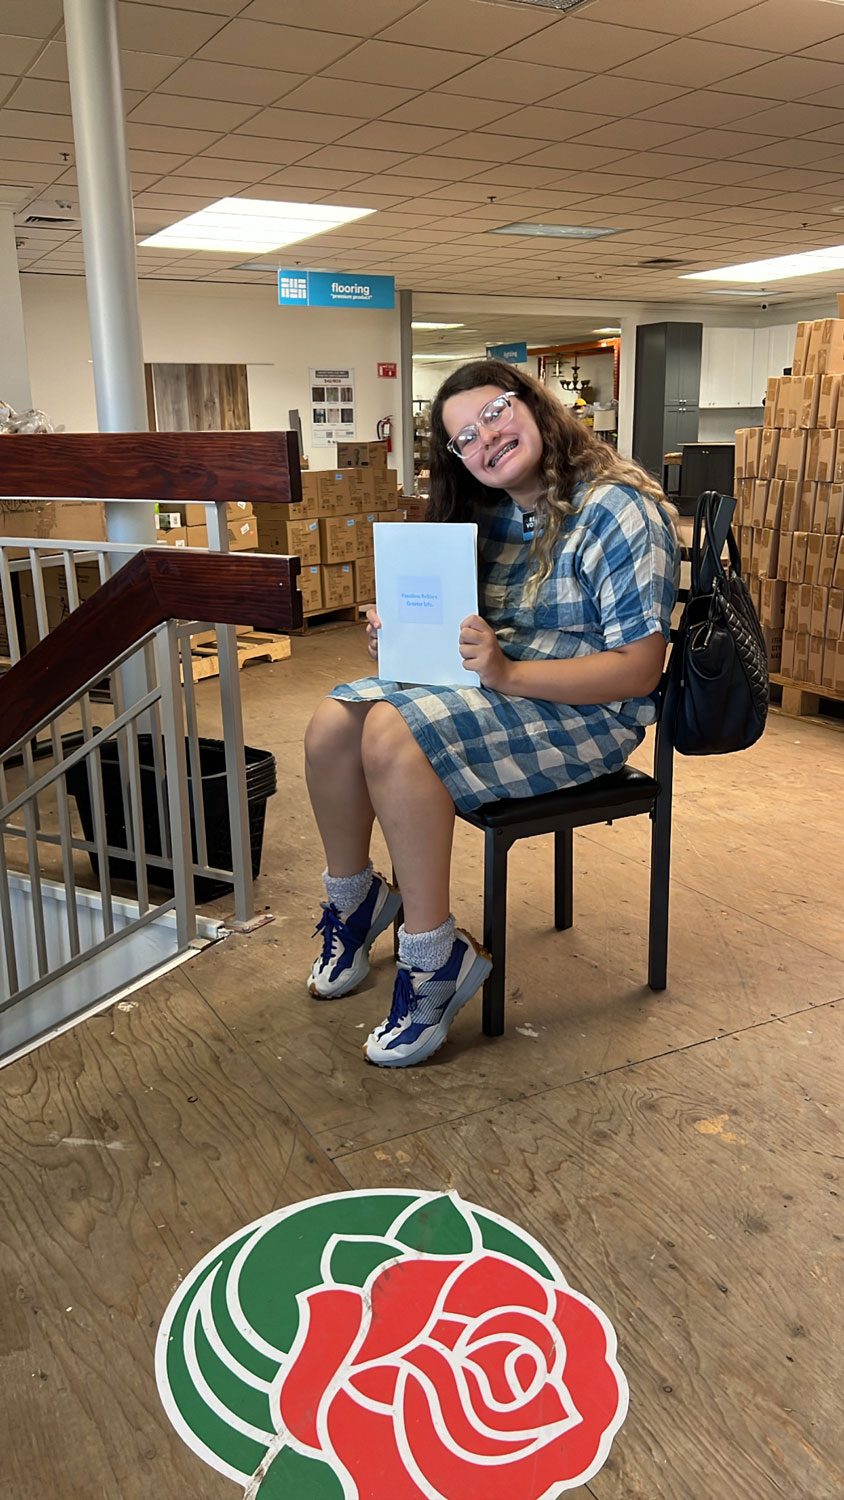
[682,245,844,283]
[413,352,481,361]
[490,223,622,239]
[139,197,374,254]
[411,321,464,329]
[593,326,621,334]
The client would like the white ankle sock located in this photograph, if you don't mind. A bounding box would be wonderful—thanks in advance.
[323,862,373,915]
[398,915,456,973]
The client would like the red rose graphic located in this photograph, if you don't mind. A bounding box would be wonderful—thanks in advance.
[278,1250,625,1499]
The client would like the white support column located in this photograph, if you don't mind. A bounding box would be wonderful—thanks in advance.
[398,288,415,498]
[0,193,33,414]
[63,0,155,548]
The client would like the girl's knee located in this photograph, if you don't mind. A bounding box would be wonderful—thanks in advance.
[360,702,412,777]
[304,699,362,769]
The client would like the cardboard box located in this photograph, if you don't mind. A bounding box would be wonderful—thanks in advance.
[227,516,258,551]
[773,379,792,429]
[292,473,320,520]
[821,637,838,692]
[373,470,399,509]
[835,638,844,692]
[774,428,807,484]
[784,582,800,632]
[761,625,782,673]
[793,630,810,680]
[810,585,829,637]
[743,427,764,478]
[789,532,808,582]
[755,527,779,579]
[733,427,748,481]
[320,561,355,609]
[807,633,825,685]
[156,526,188,547]
[763,478,784,531]
[779,480,799,532]
[15,558,101,653]
[820,532,840,588]
[297,563,323,614]
[776,530,793,581]
[817,374,841,429]
[814,483,831,534]
[318,514,357,564]
[815,428,837,483]
[804,531,822,585]
[178,500,253,528]
[834,535,844,590]
[155,510,181,531]
[760,576,786,628]
[799,374,821,428]
[355,511,377,558]
[826,586,844,638]
[798,481,817,532]
[257,516,320,564]
[0,499,107,561]
[780,629,796,677]
[353,556,375,603]
[376,509,404,525]
[185,523,208,547]
[806,318,844,376]
[758,427,779,481]
[738,525,753,576]
[750,481,768,528]
[336,440,388,470]
[317,469,376,516]
[827,483,844,535]
[792,322,811,376]
[763,377,779,427]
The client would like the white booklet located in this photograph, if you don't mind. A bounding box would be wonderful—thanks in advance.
[374,521,480,688]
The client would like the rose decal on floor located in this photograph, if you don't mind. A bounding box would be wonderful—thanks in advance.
[156,1190,627,1499]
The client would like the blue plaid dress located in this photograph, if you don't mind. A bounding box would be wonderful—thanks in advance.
[329,482,680,812]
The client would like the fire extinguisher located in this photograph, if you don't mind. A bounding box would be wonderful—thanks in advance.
[377,415,392,453]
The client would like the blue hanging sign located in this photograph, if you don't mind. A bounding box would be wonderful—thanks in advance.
[278,270,395,309]
[486,342,528,364]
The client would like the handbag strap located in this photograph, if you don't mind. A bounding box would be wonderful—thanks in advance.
[691,490,740,594]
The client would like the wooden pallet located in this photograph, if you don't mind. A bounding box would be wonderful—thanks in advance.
[769,671,844,730]
[186,630,291,682]
[291,605,360,635]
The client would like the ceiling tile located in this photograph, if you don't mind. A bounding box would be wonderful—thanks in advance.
[339,120,462,152]
[709,56,844,100]
[805,122,844,147]
[505,18,673,73]
[606,150,709,177]
[233,109,359,143]
[0,107,72,141]
[263,166,367,189]
[583,0,762,30]
[745,166,844,191]
[385,93,513,130]
[697,0,844,53]
[160,173,265,196]
[0,159,60,184]
[480,106,615,141]
[378,0,557,53]
[438,58,589,105]
[681,160,762,183]
[157,60,303,106]
[802,33,844,66]
[28,42,184,91]
[240,0,420,35]
[116,2,228,54]
[128,148,191,172]
[0,133,71,162]
[801,84,844,111]
[277,77,416,119]
[1,33,44,70]
[197,134,309,164]
[733,101,844,136]
[569,119,697,151]
[552,171,648,195]
[127,94,256,131]
[658,127,779,157]
[171,154,276,179]
[614,39,777,87]
[127,0,245,11]
[542,75,688,115]
[516,143,633,171]
[636,88,779,127]
[469,165,569,187]
[0,1,61,37]
[198,20,355,72]
[735,139,844,169]
[125,121,223,152]
[684,183,771,206]
[295,144,412,172]
[431,131,552,162]
[324,40,483,89]
[4,76,70,113]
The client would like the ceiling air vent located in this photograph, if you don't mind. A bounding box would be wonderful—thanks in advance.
[637,257,689,268]
[24,214,77,227]
[475,0,597,13]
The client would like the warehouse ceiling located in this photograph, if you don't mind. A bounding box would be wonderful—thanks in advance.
[7,0,844,330]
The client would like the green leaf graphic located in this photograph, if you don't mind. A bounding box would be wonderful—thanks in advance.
[256,1443,346,1499]
[394,1194,475,1255]
[328,1235,404,1288]
[475,1209,556,1279]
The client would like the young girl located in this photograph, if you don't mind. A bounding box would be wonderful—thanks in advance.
[303,360,680,1069]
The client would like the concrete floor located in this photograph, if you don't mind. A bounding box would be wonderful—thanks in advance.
[1,621,843,1500]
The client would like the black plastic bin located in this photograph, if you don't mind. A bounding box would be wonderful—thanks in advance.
[66,735,277,902]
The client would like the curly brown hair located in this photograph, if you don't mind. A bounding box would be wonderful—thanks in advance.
[429,359,674,603]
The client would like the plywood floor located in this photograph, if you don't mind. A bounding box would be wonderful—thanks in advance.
[1,624,843,1500]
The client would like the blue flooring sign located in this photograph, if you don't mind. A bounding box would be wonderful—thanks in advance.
[279,270,395,309]
[487,341,528,364]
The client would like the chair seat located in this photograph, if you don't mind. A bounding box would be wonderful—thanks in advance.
[457,765,660,831]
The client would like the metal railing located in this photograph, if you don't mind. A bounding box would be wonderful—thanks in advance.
[0,504,271,1041]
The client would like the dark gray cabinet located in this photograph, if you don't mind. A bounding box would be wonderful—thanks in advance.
[632,322,702,491]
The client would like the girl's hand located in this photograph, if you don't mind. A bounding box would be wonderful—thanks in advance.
[365,606,381,662]
[459,615,511,691]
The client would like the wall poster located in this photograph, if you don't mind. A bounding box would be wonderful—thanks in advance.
[310,366,356,448]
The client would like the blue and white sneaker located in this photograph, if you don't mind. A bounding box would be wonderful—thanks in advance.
[308,872,402,1000]
[365,928,492,1067]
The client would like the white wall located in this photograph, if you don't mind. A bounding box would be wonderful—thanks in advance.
[699,407,763,442]
[20,275,402,470]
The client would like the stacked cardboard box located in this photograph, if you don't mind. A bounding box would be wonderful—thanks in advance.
[735,317,844,692]
[254,464,403,615]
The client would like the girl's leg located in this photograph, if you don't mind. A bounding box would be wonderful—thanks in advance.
[304,698,376,874]
[360,702,455,934]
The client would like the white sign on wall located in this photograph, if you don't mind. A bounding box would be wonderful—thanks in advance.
[310,365,356,448]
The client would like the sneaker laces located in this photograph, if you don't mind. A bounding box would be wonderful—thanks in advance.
[313,903,353,967]
[386,965,415,1029]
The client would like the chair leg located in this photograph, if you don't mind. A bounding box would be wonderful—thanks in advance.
[481,828,508,1037]
[648,789,672,991]
[391,864,400,958]
[554,827,573,930]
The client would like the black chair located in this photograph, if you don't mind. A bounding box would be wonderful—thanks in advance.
[453,491,736,1038]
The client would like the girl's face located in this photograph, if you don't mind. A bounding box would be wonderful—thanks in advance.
[441,385,544,504]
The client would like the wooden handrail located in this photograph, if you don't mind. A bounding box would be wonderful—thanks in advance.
[0,431,302,504]
[0,548,303,757]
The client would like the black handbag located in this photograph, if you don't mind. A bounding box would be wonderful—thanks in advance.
[668,491,769,755]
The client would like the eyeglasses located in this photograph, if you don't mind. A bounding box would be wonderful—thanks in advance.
[446,391,518,458]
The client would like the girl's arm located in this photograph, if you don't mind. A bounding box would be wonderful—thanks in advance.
[458,615,666,703]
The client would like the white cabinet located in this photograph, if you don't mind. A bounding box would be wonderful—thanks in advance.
[700,327,755,408]
[700,323,798,408]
